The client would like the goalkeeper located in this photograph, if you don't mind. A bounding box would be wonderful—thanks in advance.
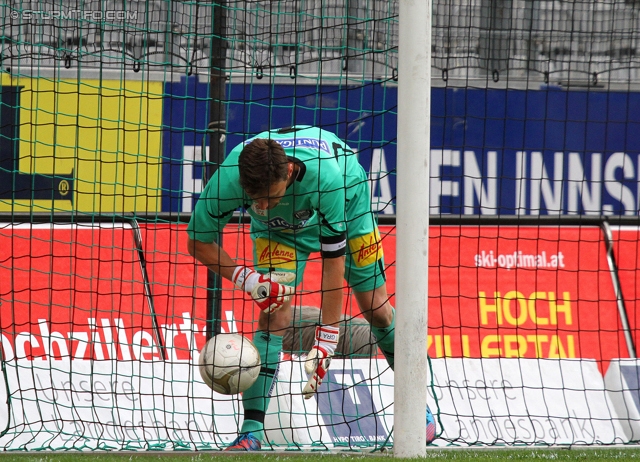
[186,125,435,450]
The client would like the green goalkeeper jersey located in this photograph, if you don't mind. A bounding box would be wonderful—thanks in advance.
[187,126,368,257]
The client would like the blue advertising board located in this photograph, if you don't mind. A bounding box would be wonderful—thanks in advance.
[162,77,640,216]
[162,76,211,213]
[161,76,397,214]
[317,369,388,445]
[431,87,640,215]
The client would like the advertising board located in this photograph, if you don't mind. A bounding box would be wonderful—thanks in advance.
[609,226,640,351]
[4,224,626,365]
[429,226,630,373]
[163,78,640,216]
[3,75,640,216]
[0,75,163,213]
[0,222,635,448]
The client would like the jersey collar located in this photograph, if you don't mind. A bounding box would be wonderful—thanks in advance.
[287,156,306,184]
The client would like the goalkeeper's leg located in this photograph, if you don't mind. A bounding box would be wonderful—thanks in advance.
[354,285,436,445]
[346,181,436,444]
[229,236,307,450]
[228,301,293,450]
[353,286,395,368]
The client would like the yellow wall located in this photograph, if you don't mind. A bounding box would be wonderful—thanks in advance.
[1,74,163,212]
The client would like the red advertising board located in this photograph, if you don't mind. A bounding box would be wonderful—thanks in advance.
[0,224,164,361]
[0,223,630,373]
[609,226,640,354]
[429,226,629,374]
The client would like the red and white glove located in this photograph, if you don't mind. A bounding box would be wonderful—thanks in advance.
[303,325,339,399]
[232,266,295,313]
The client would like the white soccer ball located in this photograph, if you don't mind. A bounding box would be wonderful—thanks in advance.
[198,333,261,395]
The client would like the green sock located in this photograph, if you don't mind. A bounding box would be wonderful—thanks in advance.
[370,307,396,370]
[240,331,283,441]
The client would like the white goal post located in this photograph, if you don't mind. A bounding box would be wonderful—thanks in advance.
[395,0,432,457]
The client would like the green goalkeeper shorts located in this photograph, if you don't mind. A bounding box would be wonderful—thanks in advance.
[250,195,386,294]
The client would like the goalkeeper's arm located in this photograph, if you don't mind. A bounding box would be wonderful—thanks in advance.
[320,256,345,326]
[187,237,294,313]
[187,237,237,281]
[302,255,344,398]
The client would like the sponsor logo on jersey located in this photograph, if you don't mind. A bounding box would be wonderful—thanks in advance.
[348,229,384,267]
[294,209,312,220]
[277,138,330,154]
[246,137,330,154]
[256,239,297,270]
[266,217,309,230]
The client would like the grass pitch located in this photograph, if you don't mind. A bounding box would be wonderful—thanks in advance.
[3,448,640,462]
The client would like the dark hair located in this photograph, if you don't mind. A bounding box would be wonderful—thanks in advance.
[239,138,289,196]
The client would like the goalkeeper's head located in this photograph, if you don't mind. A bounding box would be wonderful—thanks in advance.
[239,138,294,210]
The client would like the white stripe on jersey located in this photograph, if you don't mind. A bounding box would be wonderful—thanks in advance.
[321,240,346,253]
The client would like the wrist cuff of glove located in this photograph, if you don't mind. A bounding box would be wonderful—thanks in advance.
[314,325,339,356]
[232,266,254,290]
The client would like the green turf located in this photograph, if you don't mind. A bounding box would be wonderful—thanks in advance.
[3,449,640,462]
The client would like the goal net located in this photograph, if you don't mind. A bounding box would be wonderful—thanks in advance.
[2,0,640,452]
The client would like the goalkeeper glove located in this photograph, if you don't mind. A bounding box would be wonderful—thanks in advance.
[232,266,295,313]
[303,325,339,399]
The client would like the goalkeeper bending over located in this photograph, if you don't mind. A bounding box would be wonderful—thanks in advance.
[186,126,436,450]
